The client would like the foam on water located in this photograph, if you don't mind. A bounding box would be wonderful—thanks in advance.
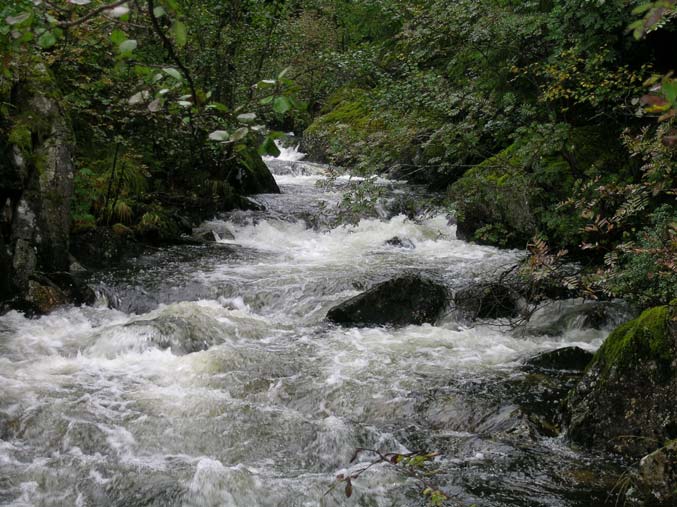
[0,159,626,506]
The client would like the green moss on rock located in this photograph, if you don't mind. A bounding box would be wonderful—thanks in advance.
[448,143,537,249]
[593,305,672,378]
[566,301,677,458]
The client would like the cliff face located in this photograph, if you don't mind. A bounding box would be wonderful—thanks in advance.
[1,71,74,309]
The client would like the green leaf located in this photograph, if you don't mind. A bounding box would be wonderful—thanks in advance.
[110,29,127,45]
[230,127,249,142]
[237,112,256,123]
[163,68,182,81]
[272,96,291,114]
[6,12,31,25]
[662,80,677,105]
[118,39,137,55]
[171,21,187,48]
[206,102,229,112]
[109,5,130,18]
[277,67,291,80]
[259,136,280,157]
[631,3,654,15]
[257,79,276,89]
[153,6,166,18]
[208,130,229,141]
[259,96,274,105]
[38,31,57,48]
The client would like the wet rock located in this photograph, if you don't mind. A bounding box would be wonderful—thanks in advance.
[384,236,415,249]
[525,299,632,336]
[227,147,280,195]
[24,278,68,314]
[454,282,521,320]
[566,302,677,458]
[326,274,448,327]
[0,232,11,302]
[124,313,225,354]
[524,347,593,371]
[103,474,185,507]
[44,272,96,307]
[0,73,75,309]
[198,231,217,242]
[637,439,677,505]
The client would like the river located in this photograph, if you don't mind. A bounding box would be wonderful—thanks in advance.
[0,147,627,506]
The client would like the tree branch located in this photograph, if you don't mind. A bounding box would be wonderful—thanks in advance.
[145,0,198,107]
[57,0,129,28]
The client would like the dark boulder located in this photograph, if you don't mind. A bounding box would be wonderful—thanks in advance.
[566,301,677,458]
[524,347,593,371]
[384,236,415,249]
[454,282,521,320]
[227,147,280,195]
[326,274,448,327]
[24,278,68,315]
[44,272,96,307]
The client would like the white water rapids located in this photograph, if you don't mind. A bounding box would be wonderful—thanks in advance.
[0,147,627,506]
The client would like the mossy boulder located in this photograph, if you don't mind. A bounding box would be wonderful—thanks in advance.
[448,144,538,249]
[566,301,677,458]
[227,147,280,195]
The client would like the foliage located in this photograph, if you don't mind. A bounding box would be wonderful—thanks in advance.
[325,447,450,506]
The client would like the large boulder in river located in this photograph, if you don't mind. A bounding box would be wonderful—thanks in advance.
[566,301,677,458]
[227,147,280,195]
[454,282,521,320]
[326,275,448,327]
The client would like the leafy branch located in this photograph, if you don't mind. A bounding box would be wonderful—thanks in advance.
[324,448,452,506]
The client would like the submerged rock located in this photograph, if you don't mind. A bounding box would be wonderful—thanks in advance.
[384,236,415,249]
[566,301,677,458]
[524,299,631,336]
[524,347,593,371]
[326,274,447,327]
[454,282,521,320]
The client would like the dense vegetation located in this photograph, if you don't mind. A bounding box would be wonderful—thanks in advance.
[1,0,676,308]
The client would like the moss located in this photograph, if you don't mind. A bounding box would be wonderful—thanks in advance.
[8,123,32,152]
[593,304,673,379]
[448,143,537,248]
[111,223,133,237]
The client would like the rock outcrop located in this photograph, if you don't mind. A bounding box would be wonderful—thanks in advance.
[326,274,448,327]
[1,71,77,313]
[566,301,677,458]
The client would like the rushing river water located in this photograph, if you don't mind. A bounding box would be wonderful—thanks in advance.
[1,148,630,506]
